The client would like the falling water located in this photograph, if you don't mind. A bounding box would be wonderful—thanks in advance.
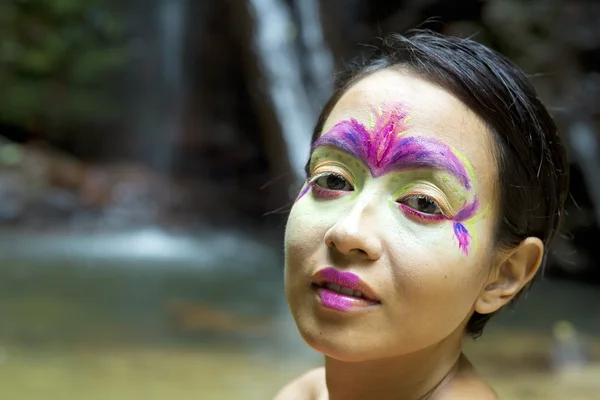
[568,120,600,226]
[245,0,331,365]
[156,0,186,170]
[159,0,186,97]
[565,73,600,228]
[128,0,186,173]
[295,0,335,109]
[246,0,333,184]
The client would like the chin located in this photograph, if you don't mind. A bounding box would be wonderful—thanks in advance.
[294,316,387,362]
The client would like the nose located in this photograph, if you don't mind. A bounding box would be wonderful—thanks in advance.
[324,199,383,261]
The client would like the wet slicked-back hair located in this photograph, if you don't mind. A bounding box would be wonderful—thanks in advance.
[306,29,569,337]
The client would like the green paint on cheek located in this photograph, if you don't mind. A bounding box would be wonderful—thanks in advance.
[387,198,398,211]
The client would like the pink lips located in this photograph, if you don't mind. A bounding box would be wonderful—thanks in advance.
[312,267,380,312]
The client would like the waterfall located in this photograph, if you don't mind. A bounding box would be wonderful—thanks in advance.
[159,0,186,104]
[246,0,334,184]
[245,0,334,361]
[127,0,187,174]
[568,120,600,226]
[156,0,186,170]
[295,0,335,109]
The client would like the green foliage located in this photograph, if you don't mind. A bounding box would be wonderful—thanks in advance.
[0,0,129,130]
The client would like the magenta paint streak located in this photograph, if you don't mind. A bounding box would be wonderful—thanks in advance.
[311,184,347,200]
[320,290,352,311]
[295,183,310,201]
[312,109,472,189]
[399,197,479,255]
[398,203,447,222]
[454,198,479,222]
[452,198,479,255]
[295,182,348,202]
[453,223,470,255]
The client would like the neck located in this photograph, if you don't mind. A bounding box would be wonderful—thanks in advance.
[324,335,464,400]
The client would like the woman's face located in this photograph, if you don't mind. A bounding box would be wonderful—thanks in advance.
[284,69,500,361]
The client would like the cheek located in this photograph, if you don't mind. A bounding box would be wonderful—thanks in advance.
[284,202,327,269]
[285,195,347,249]
[389,260,486,339]
[386,225,491,302]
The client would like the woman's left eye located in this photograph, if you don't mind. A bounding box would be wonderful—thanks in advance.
[399,195,443,215]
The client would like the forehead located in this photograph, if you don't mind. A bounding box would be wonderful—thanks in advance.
[320,69,497,188]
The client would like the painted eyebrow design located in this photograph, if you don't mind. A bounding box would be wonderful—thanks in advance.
[312,110,473,189]
[307,106,481,256]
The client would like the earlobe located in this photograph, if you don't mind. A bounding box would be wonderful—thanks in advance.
[475,237,544,315]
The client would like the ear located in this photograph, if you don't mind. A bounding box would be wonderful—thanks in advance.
[475,237,544,315]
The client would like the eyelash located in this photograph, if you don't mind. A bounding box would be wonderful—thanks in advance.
[307,171,451,221]
[309,172,354,199]
[397,194,449,221]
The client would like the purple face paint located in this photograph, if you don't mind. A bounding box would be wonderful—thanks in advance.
[454,198,479,222]
[311,184,347,200]
[312,109,472,189]
[398,203,447,222]
[311,107,480,255]
[451,198,479,255]
[399,197,479,255]
[453,223,470,255]
[295,183,310,201]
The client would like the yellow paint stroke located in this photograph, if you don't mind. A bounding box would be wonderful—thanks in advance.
[452,148,477,188]
[462,202,491,253]
[448,148,482,254]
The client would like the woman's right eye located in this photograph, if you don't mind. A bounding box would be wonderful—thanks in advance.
[313,173,353,191]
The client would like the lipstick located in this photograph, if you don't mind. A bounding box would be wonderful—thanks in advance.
[312,267,380,312]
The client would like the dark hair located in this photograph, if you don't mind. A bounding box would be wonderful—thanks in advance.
[305,29,570,338]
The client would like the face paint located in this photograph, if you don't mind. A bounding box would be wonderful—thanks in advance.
[285,71,502,363]
[308,105,483,255]
[451,198,479,255]
[312,107,472,189]
[396,196,479,255]
[296,183,310,202]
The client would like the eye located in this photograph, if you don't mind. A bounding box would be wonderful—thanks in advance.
[313,173,353,191]
[399,195,443,215]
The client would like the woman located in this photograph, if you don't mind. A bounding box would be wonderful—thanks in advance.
[276,30,569,399]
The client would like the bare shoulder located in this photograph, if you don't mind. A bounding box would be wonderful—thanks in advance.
[273,367,325,400]
[435,378,498,400]
[435,356,498,400]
